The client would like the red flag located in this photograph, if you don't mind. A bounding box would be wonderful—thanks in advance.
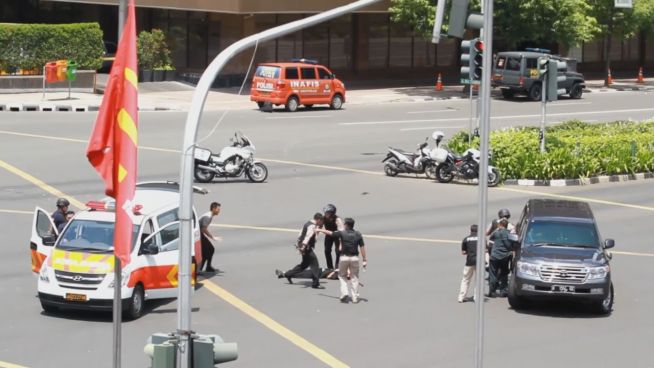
[86,0,138,267]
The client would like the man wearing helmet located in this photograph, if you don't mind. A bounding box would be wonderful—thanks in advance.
[52,198,70,233]
[322,204,344,270]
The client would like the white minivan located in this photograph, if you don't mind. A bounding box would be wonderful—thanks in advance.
[31,182,205,319]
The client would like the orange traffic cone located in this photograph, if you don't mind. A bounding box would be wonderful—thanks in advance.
[472,84,479,92]
[637,67,645,84]
[435,73,444,91]
[607,68,613,85]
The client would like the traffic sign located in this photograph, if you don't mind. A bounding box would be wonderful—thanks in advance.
[460,78,481,85]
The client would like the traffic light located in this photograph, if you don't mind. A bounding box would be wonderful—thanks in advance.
[447,0,484,38]
[471,39,483,81]
[460,39,472,82]
[194,334,238,367]
[537,56,549,78]
[547,59,567,101]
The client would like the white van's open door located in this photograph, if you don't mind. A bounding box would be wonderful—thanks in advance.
[31,207,57,274]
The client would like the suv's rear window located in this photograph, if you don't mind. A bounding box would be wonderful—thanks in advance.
[301,67,316,79]
[525,221,599,248]
[495,56,506,69]
[255,66,280,79]
[506,57,521,71]
[285,67,299,80]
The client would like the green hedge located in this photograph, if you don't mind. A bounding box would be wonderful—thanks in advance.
[0,22,104,72]
[447,121,654,180]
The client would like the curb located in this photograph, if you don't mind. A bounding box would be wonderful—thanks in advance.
[0,103,174,112]
[504,172,654,186]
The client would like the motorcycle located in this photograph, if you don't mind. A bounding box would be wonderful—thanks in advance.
[193,131,268,183]
[382,131,445,179]
[434,148,501,187]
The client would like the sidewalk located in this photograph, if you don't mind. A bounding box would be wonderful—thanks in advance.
[0,77,652,112]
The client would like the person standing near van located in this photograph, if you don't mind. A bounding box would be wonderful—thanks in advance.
[458,224,478,303]
[488,219,513,297]
[322,204,344,269]
[52,198,70,233]
[199,202,221,273]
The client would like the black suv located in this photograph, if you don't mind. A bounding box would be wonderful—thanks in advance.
[492,51,586,101]
[508,199,615,314]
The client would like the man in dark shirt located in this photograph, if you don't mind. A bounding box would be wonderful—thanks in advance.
[280,213,324,288]
[322,204,344,270]
[318,217,367,303]
[488,219,513,297]
[458,224,478,303]
[199,202,221,272]
[51,198,70,234]
[56,211,75,234]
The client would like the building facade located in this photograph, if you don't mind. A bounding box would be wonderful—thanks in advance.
[2,0,653,85]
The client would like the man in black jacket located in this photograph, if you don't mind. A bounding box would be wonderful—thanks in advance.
[280,212,324,288]
[458,224,478,303]
[488,219,514,297]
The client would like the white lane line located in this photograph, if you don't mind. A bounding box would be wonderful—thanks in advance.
[264,115,331,120]
[339,107,654,126]
[547,102,593,107]
[407,109,458,114]
[400,126,465,131]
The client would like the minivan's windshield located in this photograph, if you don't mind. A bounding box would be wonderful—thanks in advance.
[525,221,599,248]
[57,220,139,253]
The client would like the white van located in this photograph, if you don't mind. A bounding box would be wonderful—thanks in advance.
[31,182,205,319]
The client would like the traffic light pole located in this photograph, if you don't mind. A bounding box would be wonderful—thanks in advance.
[474,1,493,368]
[540,77,547,153]
[175,1,383,367]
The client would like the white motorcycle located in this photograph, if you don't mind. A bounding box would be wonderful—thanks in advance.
[382,131,446,178]
[193,132,268,183]
[434,147,501,187]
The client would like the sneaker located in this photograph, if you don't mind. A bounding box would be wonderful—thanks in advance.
[340,295,349,303]
[485,292,496,298]
[457,298,464,303]
[275,269,283,279]
[311,285,324,289]
[352,297,359,304]
[206,266,216,273]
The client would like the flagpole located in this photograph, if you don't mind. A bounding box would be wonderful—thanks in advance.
[113,256,122,368]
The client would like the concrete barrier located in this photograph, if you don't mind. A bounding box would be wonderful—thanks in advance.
[56,105,72,112]
[7,103,22,112]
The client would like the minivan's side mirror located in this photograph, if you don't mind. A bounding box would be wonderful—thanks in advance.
[42,235,57,246]
[604,239,615,249]
[331,73,336,79]
[146,244,159,255]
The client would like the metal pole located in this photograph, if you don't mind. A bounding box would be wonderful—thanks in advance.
[118,0,127,41]
[175,1,382,367]
[112,256,122,368]
[469,84,474,146]
[540,77,546,153]
[42,65,46,100]
[474,0,493,367]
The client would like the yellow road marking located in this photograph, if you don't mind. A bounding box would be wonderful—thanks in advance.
[497,187,654,212]
[0,160,85,210]
[200,279,349,368]
[259,158,382,176]
[0,360,29,368]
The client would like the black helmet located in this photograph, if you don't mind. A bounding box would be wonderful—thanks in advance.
[323,204,337,214]
[56,198,70,208]
[498,208,510,219]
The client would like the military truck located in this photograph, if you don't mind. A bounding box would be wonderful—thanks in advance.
[492,50,585,101]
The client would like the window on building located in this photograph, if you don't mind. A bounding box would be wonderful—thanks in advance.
[329,15,352,70]
[254,14,277,64]
[169,10,188,69]
[414,37,435,68]
[367,14,389,69]
[303,23,329,66]
[188,12,208,69]
[389,22,412,67]
[278,14,303,61]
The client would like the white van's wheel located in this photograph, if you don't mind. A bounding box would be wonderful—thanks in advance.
[125,284,145,320]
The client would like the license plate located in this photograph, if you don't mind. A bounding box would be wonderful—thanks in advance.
[65,293,88,302]
[551,285,575,293]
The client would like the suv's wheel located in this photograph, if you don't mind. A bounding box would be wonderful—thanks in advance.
[528,84,542,101]
[125,284,145,320]
[285,96,299,112]
[569,83,583,99]
[501,89,514,99]
[594,282,614,315]
[330,94,343,110]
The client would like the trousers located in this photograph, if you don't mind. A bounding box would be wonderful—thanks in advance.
[200,236,215,270]
[338,255,360,301]
[324,235,340,270]
[285,249,320,287]
[489,257,510,293]
[458,265,476,301]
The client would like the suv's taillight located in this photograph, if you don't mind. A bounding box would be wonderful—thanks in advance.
[518,76,524,86]
[276,80,285,89]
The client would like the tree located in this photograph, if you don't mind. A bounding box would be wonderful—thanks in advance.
[389,0,436,39]
[587,0,654,86]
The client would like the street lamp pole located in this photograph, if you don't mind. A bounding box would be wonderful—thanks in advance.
[175,1,382,367]
[118,0,127,40]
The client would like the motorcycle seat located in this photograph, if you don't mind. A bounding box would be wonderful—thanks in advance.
[390,147,419,158]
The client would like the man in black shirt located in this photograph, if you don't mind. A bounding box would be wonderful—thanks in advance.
[318,217,367,303]
[488,219,514,297]
[51,198,70,234]
[280,213,324,288]
[322,204,344,270]
[458,224,478,303]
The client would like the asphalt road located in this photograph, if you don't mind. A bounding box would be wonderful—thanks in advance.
[1,90,653,368]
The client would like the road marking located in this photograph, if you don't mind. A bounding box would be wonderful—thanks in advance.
[407,109,457,114]
[0,164,346,368]
[0,160,85,210]
[399,126,465,131]
[264,115,332,120]
[214,224,459,245]
[259,158,382,176]
[547,102,593,107]
[200,279,349,368]
[0,361,29,368]
[497,187,654,212]
[0,209,32,214]
[612,251,654,257]
[339,107,654,126]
